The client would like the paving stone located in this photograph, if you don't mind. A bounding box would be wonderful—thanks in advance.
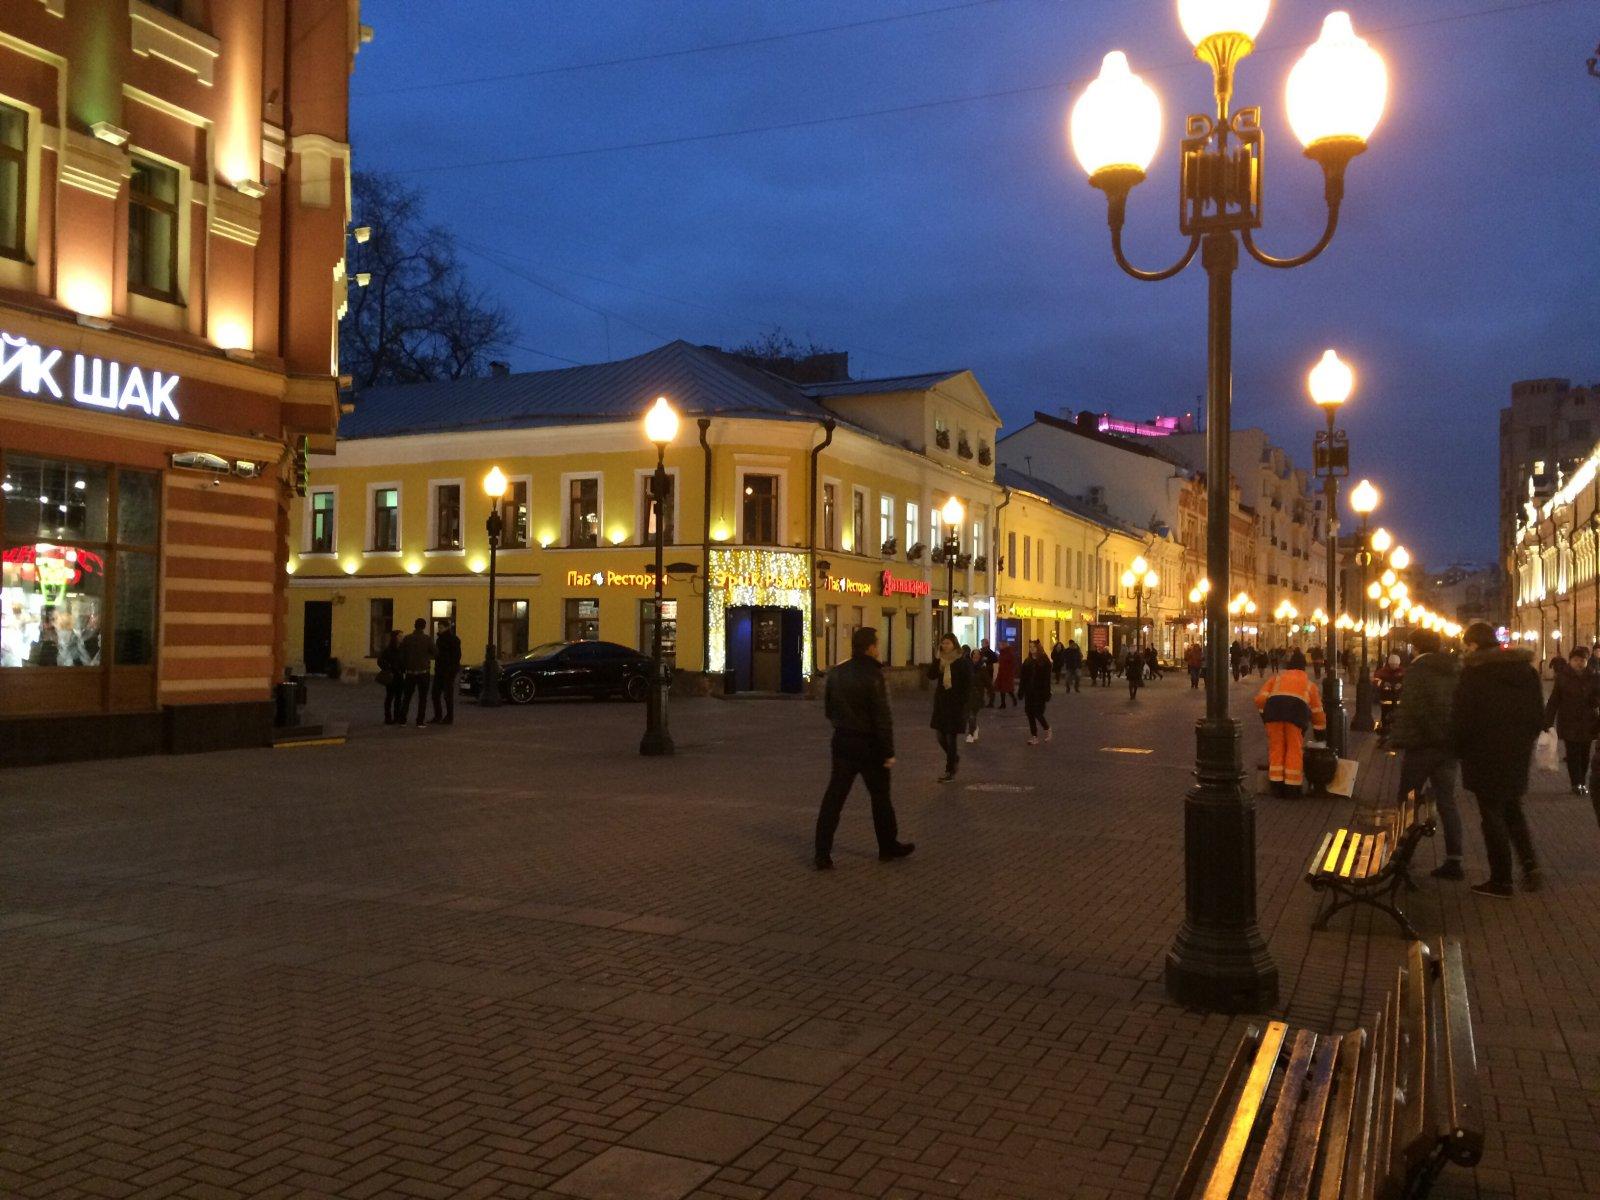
[678,1004,796,1038]
[781,1017,895,1056]
[595,992,710,1026]
[614,914,698,936]
[528,980,631,1011]
[686,1072,821,1122]
[623,1106,775,1164]
[736,1044,859,1085]
[549,1147,715,1200]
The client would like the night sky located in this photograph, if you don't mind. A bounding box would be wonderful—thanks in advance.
[351,0,1600,566]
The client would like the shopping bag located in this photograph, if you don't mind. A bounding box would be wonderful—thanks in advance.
[1534,729,1559,772]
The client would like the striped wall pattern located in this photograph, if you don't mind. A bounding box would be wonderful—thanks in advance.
[159,474,281,706]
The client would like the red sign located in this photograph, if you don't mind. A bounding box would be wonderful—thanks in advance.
[880,570,931,598]
[1089,623,1111,653]
[2,545,105,586]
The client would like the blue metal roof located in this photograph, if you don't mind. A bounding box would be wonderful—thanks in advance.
[338,340,827,440]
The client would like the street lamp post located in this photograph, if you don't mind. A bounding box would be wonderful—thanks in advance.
[1068,1,1388,1012]
[480,466,507,708]
[1122,556,1158,653]
[1349,478,1382,731]
[641,396,679,757]
[941,496,965,643]
[1309,348,1352,754]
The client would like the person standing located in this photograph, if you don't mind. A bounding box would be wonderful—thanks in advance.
[378,629,405,725]
[399,618,435,729]
[977,639,999,707]
[964,645,989,744]
[430,619,463,725]
[1308,642,1325,680]
[1050,638,1068,683]
[1374,653,1406,740]
[814,626,913,870]
[993,642,1018,709]
[1387,628,1465,880]
[928,633,972,783]
[1062,639,1083,692]
[1185,640,1204,689]
[1019,639,1053,745]
[1123,646,1143,700]
[1451,621,1544,898]
[1253,649,1327,796]
[1544,643,1598,796]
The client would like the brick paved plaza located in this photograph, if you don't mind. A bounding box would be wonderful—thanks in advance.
[4,678,1599,1199]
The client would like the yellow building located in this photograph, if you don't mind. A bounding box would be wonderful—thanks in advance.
[287,342,1011,692]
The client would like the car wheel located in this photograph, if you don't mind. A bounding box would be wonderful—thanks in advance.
[624,674,649,702]
[507,675,537,704]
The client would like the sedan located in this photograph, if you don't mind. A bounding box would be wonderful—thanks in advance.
[460,640,656,704]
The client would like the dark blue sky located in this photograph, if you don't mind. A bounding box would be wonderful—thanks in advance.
[352,0,1599,566]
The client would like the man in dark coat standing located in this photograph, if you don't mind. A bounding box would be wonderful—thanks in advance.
[430,619,463,725]
[814,627,914,870]
[1451,621,1544,898]
[399,618,435,729]
[1388,628,1464,879]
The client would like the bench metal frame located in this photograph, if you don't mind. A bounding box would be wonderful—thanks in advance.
[1306,795,1435,939]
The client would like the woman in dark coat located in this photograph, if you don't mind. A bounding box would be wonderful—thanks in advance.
[1544,645,1599,794]
[1123,647,1144,700]
[992,642,1018,708]
[378,630,405,725]
[928,633,972,783]
[1018,639,1053,744]
[964,646,990,743]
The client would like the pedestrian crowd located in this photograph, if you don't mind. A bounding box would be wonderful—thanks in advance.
[376,618,463,728]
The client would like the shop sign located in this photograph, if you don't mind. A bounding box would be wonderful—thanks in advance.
[2,544,105,596]
[823,575,872,596]
[1,331,181,422]
[707,548,810,595]
[880,570,931,597]
[1008,603,1074,620]
[1089,623,1111,652]
[566,569,656,588]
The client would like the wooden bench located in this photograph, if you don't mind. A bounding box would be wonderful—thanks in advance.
[1305,793,1435,939]
[1174,938,1482,1200]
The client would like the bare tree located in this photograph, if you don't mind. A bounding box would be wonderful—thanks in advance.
[726,328,849,384]
[340,172,515,389]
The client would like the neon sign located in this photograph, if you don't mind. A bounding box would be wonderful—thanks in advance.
[2,544,105,600]
[823,575,872,596]
[566,569,657,588]
[0,330,181,422]
[880,570,931,598]
[1007,603,1074,620]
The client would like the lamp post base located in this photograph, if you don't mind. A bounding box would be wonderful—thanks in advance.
[1165,716,1279,1013]
[1351,677,1375,732]
[1321,675,1345,757]
[640,680,674,756]
[479,656,501,708]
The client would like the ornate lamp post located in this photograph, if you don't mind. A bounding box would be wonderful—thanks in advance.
[479,465,507,708]
[1348,480,1380,729]
[640,396,679,757]
[1068,0,1387,1012]
[1122,556,1158,652]
[940,495,965,642]
[1308,347,1352,753]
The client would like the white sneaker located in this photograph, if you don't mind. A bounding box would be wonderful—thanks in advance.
[1028,736,1039,746]
[1044,728,1053,742]
[971,729,979,743]
[964,733,975,744]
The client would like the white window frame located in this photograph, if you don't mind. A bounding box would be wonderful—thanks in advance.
[302,485,338,557]
[904,500,920,556]
[735,465,787,546]
[633,465,681,546]
[426,477,465,556]
[821,476,841,551]
[561,471,604,548]
[500,473,534,549]
[972,519,984,560]
[365,481,402,557]
[878,493,895,555]
[850,485,869,554]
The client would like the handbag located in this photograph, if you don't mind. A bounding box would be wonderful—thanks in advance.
[376,669,395,687]
[1534,729,1559,772]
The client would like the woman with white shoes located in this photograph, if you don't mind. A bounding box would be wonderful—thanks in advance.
[1019,639,1054,746]
[964,645,989,744]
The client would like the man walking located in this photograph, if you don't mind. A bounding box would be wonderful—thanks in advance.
[399,617,435,729]
[1387,628,1465,879]
[1062,639,1083,692]
[1451,621,1544,897]
[815,627,914,869]
[430,618,463,725]
[1185,640,1204,689]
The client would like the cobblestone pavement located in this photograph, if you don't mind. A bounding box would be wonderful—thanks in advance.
[4,674,1598,1199]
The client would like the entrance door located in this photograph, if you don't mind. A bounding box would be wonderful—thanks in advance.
[303,601,332,675]
[752,609,783,692]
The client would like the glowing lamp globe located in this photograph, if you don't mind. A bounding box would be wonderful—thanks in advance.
[1178,0,1270,48]
[941,495,965,527]
[1371,527,1393,554]
[1349,478,1379,515]
[1286,12,1387,153]
[1070,52,1162,186]
[1389,546,1411,570]
[483,465,507,499]
[1307,348,1354,407]
[644,395,679,446]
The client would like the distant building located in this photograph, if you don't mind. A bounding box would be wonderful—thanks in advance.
[1422,563,1500,629]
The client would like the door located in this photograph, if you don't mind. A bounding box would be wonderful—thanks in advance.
[752,608,783,692]
[780,609,804,694]
[303,601,332,675]
[727,607,754,692]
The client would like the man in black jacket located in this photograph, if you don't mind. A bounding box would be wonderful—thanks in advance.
[814,626,914,870]
[1451,621,1544,897]
[399,618,435,729]
[430,619,463,725]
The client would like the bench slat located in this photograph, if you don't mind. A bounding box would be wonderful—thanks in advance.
[1201,1022,1290,1200]
[1338,834,1363,878]
[1322,828,1349,874]
[1278,1032,1340,1200]
[1309,831,1335,877]
[1438,939,1485,1167]
[1247,1029,1320,1200]
[1173,1026,1270,1200]
[1313,1029,1366,1200]
[1393,942,1431,1180]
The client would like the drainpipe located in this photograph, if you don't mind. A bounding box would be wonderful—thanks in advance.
[992,486,1012,640]
[809,418,836,674]
[699,418,713,675]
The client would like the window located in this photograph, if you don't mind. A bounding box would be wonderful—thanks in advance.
[1022,536,1031,581]
[742,473,778,545]
[368,599,393,658]
[1525,426,1546,450]
[1007,531,1017,579]
[502,479,529,549]
[128,156,180,301]
[882,609,895,665]
[429,598,456,638]
[0,102,26,260]
[567,476,599,547]
[638,598,677,663]
[905,610,917,666]
[1,457,158,670]
[851,488,866,553]
[824,604,838,667]
[308,490,335,554]
[638,471,675,544]
[822,483,837,550]
[498,599,529,657]
[565,597,599,641]
[904,501,919,554]
[371,487,399,552]
[431,483,462,551]
[1570,421,1592,444]
[879,495,894,552]
[972,520,984,561]
[1077,550,1085,589]
[1054,545,1062,587]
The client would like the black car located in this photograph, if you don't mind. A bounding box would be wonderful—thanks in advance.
[460,640,655,704]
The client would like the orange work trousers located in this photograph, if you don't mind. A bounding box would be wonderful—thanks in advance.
[1266,722,1305,786]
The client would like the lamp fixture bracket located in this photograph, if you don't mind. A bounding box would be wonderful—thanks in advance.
[1180,108,1262,236]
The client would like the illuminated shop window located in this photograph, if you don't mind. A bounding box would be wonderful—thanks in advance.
[0,101,26,260]
[638,598,677,663]
[429,598,456,638]
[1,456,158,670]
[565,597,599,641]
